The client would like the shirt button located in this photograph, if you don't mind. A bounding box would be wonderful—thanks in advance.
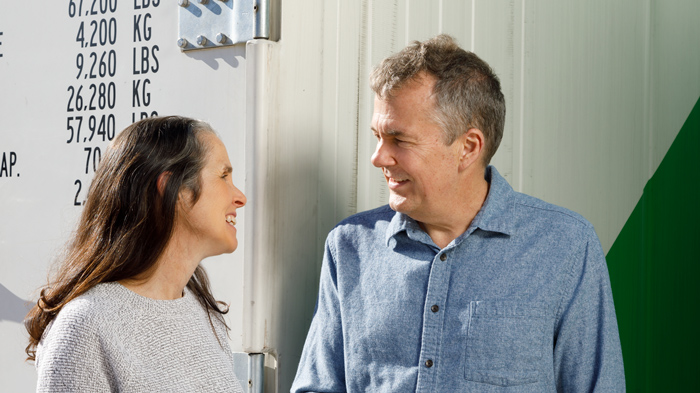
[440,254,447,261]
[425,359,433,368]
[431,305,439,313]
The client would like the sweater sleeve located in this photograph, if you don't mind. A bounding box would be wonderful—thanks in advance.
[36,303,114,393]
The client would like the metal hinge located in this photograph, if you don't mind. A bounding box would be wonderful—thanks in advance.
[232,352,265,393]
[177,0,270,51]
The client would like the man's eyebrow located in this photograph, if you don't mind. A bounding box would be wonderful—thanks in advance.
[371,127,405,137]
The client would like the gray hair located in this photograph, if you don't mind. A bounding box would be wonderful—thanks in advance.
[370,34,506,165]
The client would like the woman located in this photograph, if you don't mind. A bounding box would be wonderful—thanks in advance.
[25,116,246,392]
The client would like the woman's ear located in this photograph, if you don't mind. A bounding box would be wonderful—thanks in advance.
[156,171,171,196]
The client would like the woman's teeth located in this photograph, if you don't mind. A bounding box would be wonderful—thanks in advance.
[226,215,237,226]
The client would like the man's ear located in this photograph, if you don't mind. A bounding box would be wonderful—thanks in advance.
[156,171,172,196]
[458,128,485,171]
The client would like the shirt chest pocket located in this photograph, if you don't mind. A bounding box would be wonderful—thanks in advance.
[464,301,548,387]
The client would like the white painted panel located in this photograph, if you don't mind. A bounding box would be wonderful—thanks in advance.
[522,0,651,251]
[405,0,441,44]
[0,2,251,391]
[319,0,364,229]
[321,0,698,257]
[471,0,518,186]
[440,0,473,47]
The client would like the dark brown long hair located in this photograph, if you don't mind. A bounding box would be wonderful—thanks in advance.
[25,116,229,361]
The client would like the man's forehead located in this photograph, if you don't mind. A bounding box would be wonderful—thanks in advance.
[371,100,399,128]
[375,79,437,111]
[377,71,437,99]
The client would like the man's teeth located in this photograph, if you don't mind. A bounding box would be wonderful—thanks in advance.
[384,171,407,183]
[226,215,237,226]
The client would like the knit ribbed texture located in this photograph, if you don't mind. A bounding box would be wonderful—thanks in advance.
[36,282,244,392]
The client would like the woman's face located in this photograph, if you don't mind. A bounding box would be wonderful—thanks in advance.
[178,132,246,258]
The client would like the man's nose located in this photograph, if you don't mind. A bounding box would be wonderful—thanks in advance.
[370,140,393,168]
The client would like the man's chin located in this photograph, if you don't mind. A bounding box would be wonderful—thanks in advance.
[388,195,412,214]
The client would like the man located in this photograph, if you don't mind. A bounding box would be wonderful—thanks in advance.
[292,35,624,392]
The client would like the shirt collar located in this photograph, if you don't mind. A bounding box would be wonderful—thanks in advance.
[469,165,515,236]
[385,165,516,246]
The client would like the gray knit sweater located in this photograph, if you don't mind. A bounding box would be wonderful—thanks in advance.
[36,282,244,392]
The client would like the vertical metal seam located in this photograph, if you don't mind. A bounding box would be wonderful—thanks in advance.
[334,0,342,216]
[645,0,654,181]
[470,0,476,51]
[517,0,526,192]
[404,0,410,46]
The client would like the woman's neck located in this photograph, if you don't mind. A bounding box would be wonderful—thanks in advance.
[120,230,201,300]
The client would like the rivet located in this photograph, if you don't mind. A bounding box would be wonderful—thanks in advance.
[196,35,208,46]
[216,33,228,44]
[198,0,209,4]
[177,38,188,48]
[178,0,189,6]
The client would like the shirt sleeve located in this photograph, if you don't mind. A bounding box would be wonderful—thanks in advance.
[553,227,626,392]
[291,235,347,393]
[36,308,113,392]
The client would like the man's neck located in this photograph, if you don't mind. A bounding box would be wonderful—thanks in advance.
[419,171,490,249]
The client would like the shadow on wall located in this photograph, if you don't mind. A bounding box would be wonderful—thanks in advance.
[0,283,31,323]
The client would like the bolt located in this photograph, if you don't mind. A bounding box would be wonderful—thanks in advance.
[177,38,188,48]
[196,35,208,46]
[178,0,189,6]
[216,33,228,44]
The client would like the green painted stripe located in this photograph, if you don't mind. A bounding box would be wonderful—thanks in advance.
[607,96,700,392]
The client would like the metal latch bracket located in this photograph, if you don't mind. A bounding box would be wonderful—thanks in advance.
[177,0,270,51]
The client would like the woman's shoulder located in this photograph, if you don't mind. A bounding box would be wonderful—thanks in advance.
[45,282,126,337]
[62,282,123,313]
[35,284,126,390]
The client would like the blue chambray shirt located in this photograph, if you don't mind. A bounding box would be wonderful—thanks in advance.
[292,166,625,392]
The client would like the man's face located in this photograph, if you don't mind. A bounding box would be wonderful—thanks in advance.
[371,75,464,224]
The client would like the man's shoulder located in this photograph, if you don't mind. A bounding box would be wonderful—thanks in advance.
[324,205,396,248]
[334,204,396,230]
[487,167,594,236]
[510,191,594,234]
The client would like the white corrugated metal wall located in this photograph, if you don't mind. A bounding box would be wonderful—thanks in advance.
[275,0,699,390]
